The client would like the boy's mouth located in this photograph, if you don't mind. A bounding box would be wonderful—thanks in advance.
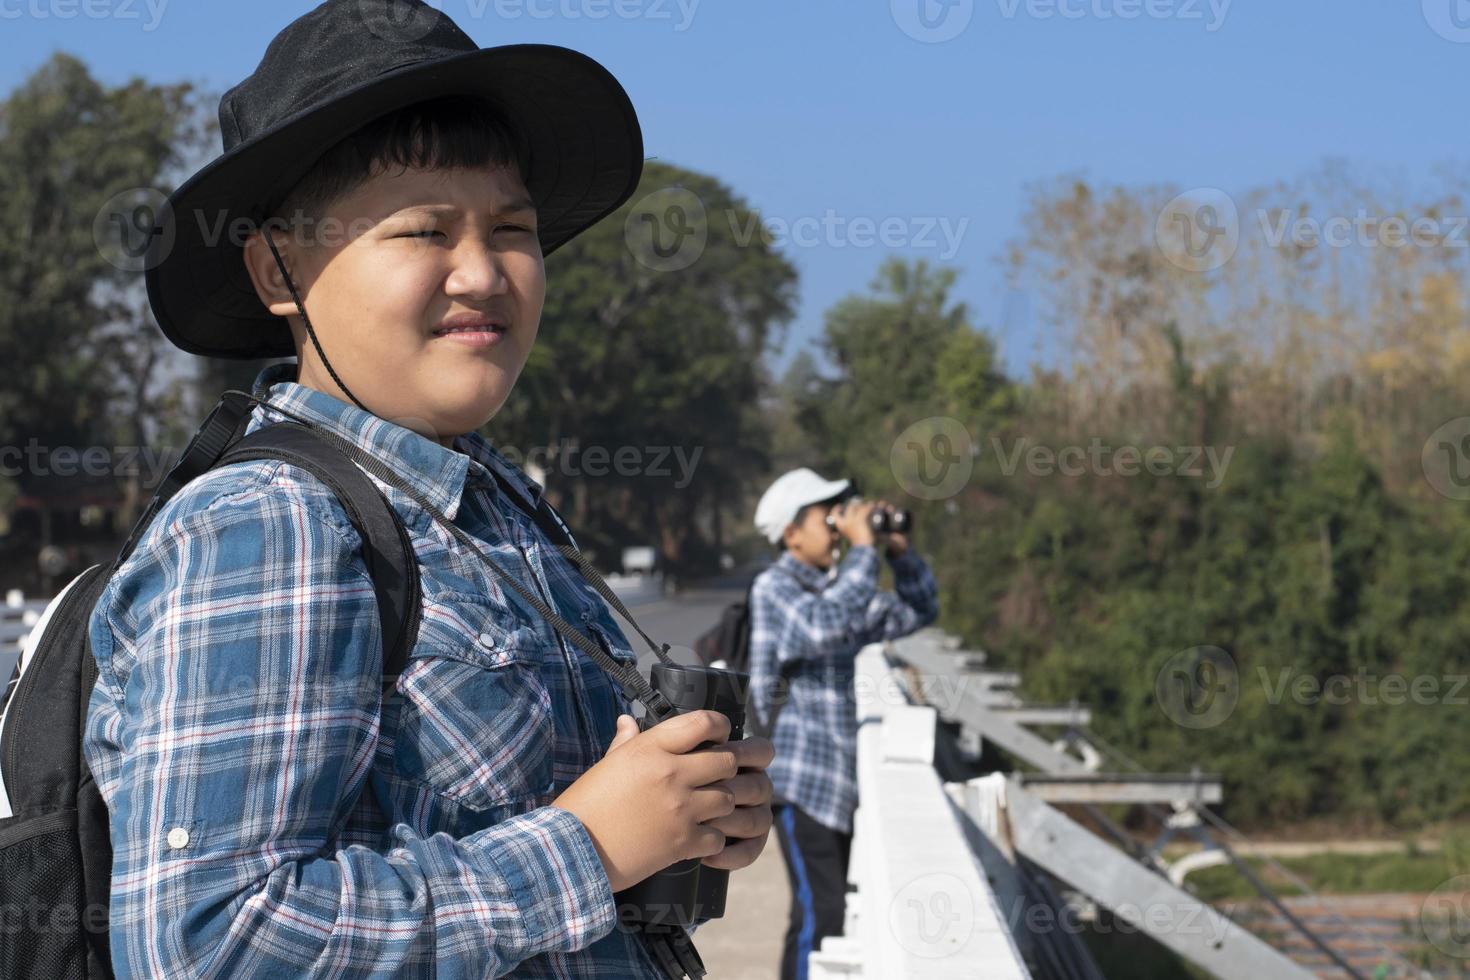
[433,312,509,347]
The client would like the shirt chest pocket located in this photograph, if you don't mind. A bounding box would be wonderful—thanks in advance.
[391,587,555,812]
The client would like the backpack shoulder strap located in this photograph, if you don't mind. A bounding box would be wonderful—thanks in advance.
[215,423,421,688]
[114,390,257,573]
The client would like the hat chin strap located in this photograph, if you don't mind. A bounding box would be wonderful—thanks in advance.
[265,235,373,416]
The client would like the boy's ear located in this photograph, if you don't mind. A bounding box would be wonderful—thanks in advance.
[243,230,305,320]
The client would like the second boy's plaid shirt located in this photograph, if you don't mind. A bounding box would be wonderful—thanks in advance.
[83,362,675,978]
[746,546,939,834]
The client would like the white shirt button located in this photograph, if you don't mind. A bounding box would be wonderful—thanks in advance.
[478,632,496,648]
[166,827,190,850]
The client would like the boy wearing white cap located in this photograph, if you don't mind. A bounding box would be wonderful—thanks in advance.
[749,468,939,979]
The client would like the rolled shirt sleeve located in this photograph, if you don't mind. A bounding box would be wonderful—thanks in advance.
[859,547,941,643]
[83,481,618,978]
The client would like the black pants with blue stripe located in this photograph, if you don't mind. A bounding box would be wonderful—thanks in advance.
[773,803,853,980]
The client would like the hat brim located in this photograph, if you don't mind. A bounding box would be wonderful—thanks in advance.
[145,43,643,360]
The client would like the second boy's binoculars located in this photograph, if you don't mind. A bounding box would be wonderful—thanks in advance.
[826,501,913,535]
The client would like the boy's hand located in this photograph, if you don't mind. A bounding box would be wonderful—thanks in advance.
[700,733,774,872]
[832,498,878,548]
[551,710,772,892]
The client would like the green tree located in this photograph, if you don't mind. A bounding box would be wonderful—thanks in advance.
[490,161,799,575]
[803,258,1008,477]
[0,53,208,555]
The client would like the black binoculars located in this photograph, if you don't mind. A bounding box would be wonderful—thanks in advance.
[826,501,913,535]
[615,663,748,934]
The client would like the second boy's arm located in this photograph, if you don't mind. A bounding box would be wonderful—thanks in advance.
[858,543,941,644]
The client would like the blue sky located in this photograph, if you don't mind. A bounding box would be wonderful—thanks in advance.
[4,0,1467,376]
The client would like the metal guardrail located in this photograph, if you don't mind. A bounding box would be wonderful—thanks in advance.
[808,630,1329,979]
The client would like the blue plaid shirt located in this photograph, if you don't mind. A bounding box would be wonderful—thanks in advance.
[747,546,939,834]
[83,362,672,978]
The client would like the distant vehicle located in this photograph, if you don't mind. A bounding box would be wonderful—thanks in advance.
[621,546,657,576]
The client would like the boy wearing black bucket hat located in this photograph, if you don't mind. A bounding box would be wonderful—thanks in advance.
[82,2,773,976]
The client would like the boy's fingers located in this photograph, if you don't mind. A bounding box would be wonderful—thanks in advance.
[730,735,775,770]
[682,746,741,787]
[713,771,772,807]
[700,833,769,871]
[647,709,731,753]
[689,785,737,823]
[690,825,728,860]
[704,801,773,839]
[607,714,640,751]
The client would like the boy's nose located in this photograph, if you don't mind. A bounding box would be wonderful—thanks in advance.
[444,240,511,301]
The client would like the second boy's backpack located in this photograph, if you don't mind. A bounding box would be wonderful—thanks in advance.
[693,568,819,737]
[0,391,424,980]
[693,583,755,675]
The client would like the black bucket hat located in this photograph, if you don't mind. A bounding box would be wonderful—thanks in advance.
[145,0,644,360]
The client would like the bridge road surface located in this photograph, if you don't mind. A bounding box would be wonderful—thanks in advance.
[613,582,791,980]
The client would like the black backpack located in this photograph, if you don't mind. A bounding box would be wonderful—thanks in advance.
[692,583,756,675]
[0,392,423,980]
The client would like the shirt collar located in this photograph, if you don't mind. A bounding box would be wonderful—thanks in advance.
[245,362,543,522]
[776,550,834,590]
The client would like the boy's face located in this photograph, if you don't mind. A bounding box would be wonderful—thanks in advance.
[783,501,841,570]
[245,163,545,447]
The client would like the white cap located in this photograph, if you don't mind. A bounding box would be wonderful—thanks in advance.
[754,468,852,544]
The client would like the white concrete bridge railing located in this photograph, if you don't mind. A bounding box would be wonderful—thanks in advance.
[806,642,1032,979]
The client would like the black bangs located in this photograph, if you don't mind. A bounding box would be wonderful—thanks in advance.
[270,95,532,221]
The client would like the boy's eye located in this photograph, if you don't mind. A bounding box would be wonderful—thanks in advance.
[395,229,442,240]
